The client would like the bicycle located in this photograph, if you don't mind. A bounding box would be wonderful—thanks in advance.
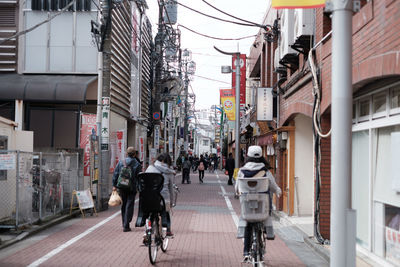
[237,177,270,267]
[135,173,170,265]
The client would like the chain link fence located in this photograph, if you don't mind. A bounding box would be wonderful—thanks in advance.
[0,150,82,229]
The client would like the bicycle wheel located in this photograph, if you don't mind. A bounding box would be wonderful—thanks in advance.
[148,217,159,264]
[161,226,169,252]
[251,226,261,267]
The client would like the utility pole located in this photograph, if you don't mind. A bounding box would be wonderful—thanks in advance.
[183,70,189,154]
[153,0,165,153]
[329,0,356,266]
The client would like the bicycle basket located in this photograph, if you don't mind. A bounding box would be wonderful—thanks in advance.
[238,177,270,222]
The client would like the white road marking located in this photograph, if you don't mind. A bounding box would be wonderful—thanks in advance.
[216,172,239,227]
[27,211,121,267]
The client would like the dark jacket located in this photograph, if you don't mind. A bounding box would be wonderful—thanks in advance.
[112,156,141,192]
[225,157,235,172]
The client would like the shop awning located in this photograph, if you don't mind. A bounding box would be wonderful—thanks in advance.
[0,74,97,103]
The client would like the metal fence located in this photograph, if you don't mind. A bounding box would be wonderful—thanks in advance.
[0,150,82,229]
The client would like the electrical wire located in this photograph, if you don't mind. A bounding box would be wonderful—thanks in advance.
[175,1,259,28]
[192,74,230,84]
[201,0,265,28]
[178,24,256,41]
[309,49,331,138]
[0,0,77,45]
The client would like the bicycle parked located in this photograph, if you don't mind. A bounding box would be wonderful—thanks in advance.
[237,176,270,267]
[135,173,171,265]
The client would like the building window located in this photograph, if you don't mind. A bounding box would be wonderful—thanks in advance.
[31,0,91,11]
[203,140,208,146]
[390,85,400,112]
[0,136,8,180]
[372,92,387,118]
[358,97,370,121]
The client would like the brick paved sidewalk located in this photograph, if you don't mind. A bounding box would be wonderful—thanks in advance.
[0,170,307,267]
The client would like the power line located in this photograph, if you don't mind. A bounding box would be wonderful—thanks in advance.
[175,1,258,28]
[0,0,77,45]
[192,74,230,84]
[178,24,256,41]
[201,0,265,29]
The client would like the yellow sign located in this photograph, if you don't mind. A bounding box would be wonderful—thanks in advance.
[220,89,235,121]
[271,0,325,9]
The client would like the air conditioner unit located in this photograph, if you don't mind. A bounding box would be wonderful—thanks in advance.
[294,9,314,42]
[279,9,296,61]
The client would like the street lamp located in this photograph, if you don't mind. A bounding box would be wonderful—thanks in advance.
[214,46,241,169]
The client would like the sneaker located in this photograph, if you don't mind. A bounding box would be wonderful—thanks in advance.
[266,226,275,240]
[242,253,250,262]
[166,231,174,237]
[123,227,131,232]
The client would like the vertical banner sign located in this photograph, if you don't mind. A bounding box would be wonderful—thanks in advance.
[139,136,145,163]
[257,88,273,121]
[232,54,246,105]
[154,125,160,149]
[109,130,126,173]
[220,89,236,121]
[90,132,99,184]
[149,148,157,164]
[168,101,173,119]
[80,113,97,176]
[101,97,110,150]
[168,135,173,153]
[271,0,325,9]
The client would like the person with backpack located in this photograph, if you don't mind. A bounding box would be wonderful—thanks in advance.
[198,154,206,183]
[112,147,141,232]
[235,145,281,260]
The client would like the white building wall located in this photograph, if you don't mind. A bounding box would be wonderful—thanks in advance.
[294,114,314,216]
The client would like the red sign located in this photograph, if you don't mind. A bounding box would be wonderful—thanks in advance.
[232,54,246,105]
[153,112,160,120]
[80,114,97,176]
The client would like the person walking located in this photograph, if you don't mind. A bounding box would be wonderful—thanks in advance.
[112,147,141,232]
[225,152,235,185]
[198,154,206,183]
[235,145,281,260]
[145,153,175,236]
[182,156,191,184]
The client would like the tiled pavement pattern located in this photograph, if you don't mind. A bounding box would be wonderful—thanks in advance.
[0,171,323,267]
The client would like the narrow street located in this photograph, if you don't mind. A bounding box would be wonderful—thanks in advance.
[0,171,328,267]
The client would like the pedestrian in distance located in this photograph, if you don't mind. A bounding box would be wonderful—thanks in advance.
[198,154,206,183]
[225,152,235,185]
[182,156,191,184]
[145,153,175,236]
[235,145,282,261]
[112,147,142,232]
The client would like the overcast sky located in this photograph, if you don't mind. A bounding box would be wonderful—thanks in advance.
[145,0,269,110]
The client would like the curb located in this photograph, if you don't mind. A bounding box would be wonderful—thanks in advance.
[0,211,80,251]
[272,211,330,263]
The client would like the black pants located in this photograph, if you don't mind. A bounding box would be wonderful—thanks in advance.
[119,189,136,229]
[182,169,190,183]
[198,170,204,182]
[228,171,233,185]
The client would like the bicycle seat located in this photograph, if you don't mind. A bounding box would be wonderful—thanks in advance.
[137,172,164,193]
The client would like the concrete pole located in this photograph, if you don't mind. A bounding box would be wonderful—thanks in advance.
[234,53,240,169]
[96,51,103,210]
[330,0,355,266]
[183,66,189,155]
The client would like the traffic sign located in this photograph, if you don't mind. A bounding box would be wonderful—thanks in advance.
[153,112,160,120]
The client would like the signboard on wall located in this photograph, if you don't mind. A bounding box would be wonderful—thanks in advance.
[80,113,97,176]
[154,125,160,149]
[101,97,110,150]
[109,130,126,173]
[139,136,145,162]
[0,154,15,170]
[232,54,246,105]
[257,88,273,121]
